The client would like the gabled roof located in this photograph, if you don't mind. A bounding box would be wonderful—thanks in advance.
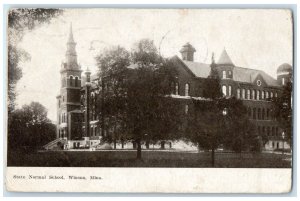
[182,60,211,78]
[233,67,279,87]
[217,49,234,66]
[175,56,279,87]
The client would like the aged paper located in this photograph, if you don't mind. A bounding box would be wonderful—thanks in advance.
[6,8,293,193]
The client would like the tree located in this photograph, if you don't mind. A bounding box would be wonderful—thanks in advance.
[272,81,292,146]
[8,102,56,152]
[95,39,180,159]
[7,8,62,112]
[186,59,258,167]
[95,46,131,147]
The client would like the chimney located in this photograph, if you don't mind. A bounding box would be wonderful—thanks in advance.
[179,42,196,61]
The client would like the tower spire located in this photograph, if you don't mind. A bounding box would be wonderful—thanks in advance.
[65,22,78,69]
[68,22,75,43]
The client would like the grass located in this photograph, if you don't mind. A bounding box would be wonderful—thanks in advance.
[7,149,292,168]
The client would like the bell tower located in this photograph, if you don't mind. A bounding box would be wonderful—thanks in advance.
[57,23,83,141]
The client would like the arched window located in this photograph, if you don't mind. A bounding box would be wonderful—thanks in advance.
[252,90,256,100]
[262,108,265,120]
[185,104,189,114]
[62,77,66,87]
[270,92,273,98]
[228,85,232,96]
[222,71,226,79]
[248,107,252,118]
[222,85,227,96]
[266,91,269,99]
[75,77,79,87]
[242,89,245,99]
[261,91,265,100]
[272,127,275,136]
[275,92,278,97]
[175,83,179,95]
[257,90,260,100]
[266,109,270,119]
[70,76,74,86]
[267,127,270,136]
[253,108,256,119]
[258,108,261,120]
[282,77,285,85]
[247,89,250,99]
[237,88,240,99]
[185,83,190,96]
[228,70,232,78]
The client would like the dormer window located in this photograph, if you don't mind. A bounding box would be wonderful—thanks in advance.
[222,71,226,79]
[282,77,285,85]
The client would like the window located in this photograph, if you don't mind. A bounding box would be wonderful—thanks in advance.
[222,71,226,79]
[262,126,265,134]
[222,85,227,96]
[261,91,265,100]
[75,77,79,87]
[258,126,261,135]
[270,92,273,98]
[175,83,179,95]
[258,108,261,120]
[237,88,240,99]
[252,90,255,100]
[276,127,278,136]
[248,107,252,118]
[242,89,245,99]
[266,109,270,119]
[228,70,232,77]
[257,80,262,86]
[257,90,260,100]
[228,85,232,96]
[266,91,269,99]
[185,104,189,114]
[282,77,285,85]
[275,92,278,97]
[253,108,256,119]
[262,108,265,120]
[247,89,250,99]
[267,127,270,136]
[185,83,190,96]
[272,127,275,136]
[70,76,74,86]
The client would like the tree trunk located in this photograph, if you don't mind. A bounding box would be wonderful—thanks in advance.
[160,141,165,149]
[113,139,117,149]
[121,140,124,149]
[211,148,215,167]
[136,139,142,159]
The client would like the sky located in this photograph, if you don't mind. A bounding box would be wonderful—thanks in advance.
[15,9,293,121]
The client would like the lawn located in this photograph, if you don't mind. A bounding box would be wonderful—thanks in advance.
[7,149,292,168]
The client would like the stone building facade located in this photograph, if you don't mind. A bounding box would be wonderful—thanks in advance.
[55,26,292,151]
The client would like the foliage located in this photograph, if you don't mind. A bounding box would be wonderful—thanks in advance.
[272,81,293,145]
[96,39,180,159]
[7,8,62,112]
[8,102,56,152]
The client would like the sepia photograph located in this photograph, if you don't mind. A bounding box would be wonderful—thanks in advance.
[5,7,294,193]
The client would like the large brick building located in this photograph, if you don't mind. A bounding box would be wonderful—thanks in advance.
[53,26,292,151]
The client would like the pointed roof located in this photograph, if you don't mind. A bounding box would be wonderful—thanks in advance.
[217,48,234,66]
[68,23,75,43]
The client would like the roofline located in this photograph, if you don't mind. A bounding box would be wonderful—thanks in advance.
[172,55,197,78]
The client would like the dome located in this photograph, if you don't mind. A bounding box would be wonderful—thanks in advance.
[277,63,292,74]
